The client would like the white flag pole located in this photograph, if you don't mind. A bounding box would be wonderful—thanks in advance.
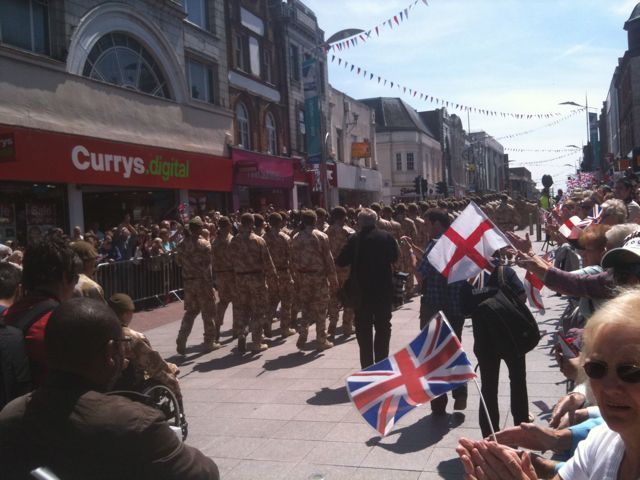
[472,378,498,443]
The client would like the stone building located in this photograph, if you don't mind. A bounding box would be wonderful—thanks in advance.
[327,87,381,206]
[0,0,233,243]
[468,131,507,193]
[420,108,469,197]
[359,98,442,204]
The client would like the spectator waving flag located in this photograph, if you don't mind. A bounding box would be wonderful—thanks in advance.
[346,312,476,436]
[427,201,509,283]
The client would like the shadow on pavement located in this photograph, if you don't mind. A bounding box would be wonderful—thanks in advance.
[366,413,465,454]
[262,351,321,370]
[192,353,261,372]
[437,457,464,478]
[306,386,349,405]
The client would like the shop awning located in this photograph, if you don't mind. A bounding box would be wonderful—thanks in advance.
[232,148,294,189]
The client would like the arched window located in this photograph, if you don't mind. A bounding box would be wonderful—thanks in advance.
[82,32,171,98]
[236,102,250,149]
[265,112,277,154]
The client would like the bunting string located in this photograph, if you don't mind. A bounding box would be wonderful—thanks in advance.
[495,109,583,139]
[504,147,581,153]
[330,54,575,119]
[327,0,428,52]
[511,152,580,167]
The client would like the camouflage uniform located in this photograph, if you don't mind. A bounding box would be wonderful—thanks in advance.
[123,326,181,399]
[290,227,338,348]
[263,228,295,333]
[212,232,236,339]
[399,216,418,295]
[326,222,355,335]
[229,230,277,350]
[175,234,217,350]
[494,202,520,233]
[74,273,105,302]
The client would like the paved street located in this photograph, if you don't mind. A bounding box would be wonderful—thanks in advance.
[134,239,568,480]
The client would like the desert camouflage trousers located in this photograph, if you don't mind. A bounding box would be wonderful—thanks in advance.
[328,266,354,330]
[178,279,217,343]
[268,270,294,330]
[234,273,269,343]
[295,273,330,342]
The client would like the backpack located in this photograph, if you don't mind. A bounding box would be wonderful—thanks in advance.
[475,267,541,357]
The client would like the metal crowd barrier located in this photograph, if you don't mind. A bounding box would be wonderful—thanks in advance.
[96,253,184,309]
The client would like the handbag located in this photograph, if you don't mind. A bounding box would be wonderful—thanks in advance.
[338,234,362,310]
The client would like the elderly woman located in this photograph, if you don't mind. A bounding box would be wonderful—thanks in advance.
[457,288,640,479]
[599,199,627,226]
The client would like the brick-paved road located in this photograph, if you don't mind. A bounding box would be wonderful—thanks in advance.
[135,238,568,480]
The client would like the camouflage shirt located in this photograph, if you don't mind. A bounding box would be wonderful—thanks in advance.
[176,235,212,282]
[263,229,291,271]
[212,233,234,272]
[73,274,105,302]
[326,223,355,260]
[229,230,277,279]
[291,227,337,287]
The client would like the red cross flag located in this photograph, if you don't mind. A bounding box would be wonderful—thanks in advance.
[427,202,509,283]
[558,215,589,240]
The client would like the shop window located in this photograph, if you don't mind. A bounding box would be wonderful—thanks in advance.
[185,0,209,30]
[406,152,415,171]
[289,44,300,82]
[396,153,403,171]
[187,58,217,104]
[266,112,277,154]
[82,32,171,99]
[0,0,49,54]
[236,102,251,149]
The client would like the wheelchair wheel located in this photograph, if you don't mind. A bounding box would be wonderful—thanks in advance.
[142,384,189,441]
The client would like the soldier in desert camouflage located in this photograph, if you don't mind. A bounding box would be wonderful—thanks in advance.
[109,293,181,399]
[326,206,355,337]
[263,213,296,338]
[175,216,219,355]
[394,204,418,298]
[229,213,278,353]
[211,216,235,343]
[290,210,338,351]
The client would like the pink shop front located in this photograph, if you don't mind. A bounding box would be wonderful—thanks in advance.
[231,148,295,211]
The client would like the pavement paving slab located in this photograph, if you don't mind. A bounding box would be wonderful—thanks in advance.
[139,235,569,479]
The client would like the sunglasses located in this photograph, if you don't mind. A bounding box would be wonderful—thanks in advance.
[584,360,640,384]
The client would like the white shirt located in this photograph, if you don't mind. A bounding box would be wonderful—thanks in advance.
[558,424,624,480]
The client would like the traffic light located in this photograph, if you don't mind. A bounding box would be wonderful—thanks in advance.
[413,175,422,193]
[421,178,428,196]
[436,181,448,196]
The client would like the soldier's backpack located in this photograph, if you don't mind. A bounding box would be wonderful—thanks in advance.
[475,267,541,358]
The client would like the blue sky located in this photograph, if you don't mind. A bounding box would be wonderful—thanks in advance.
[303,0,637,191]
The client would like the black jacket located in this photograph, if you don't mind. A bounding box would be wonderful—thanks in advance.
[336,226,399,308]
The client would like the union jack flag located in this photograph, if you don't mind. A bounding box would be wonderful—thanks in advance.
[346,312,475,436]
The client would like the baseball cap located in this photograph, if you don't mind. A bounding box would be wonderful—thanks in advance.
[601,233,640,269]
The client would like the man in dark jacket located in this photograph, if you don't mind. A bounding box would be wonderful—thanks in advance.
[0,298,219,480]
[337,208,399,368]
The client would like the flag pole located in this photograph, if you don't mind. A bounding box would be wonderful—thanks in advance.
[472,378,498,442]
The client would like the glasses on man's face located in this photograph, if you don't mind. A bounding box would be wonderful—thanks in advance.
[584,359,640,383]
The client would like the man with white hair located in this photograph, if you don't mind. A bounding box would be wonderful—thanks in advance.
[336,208,399,368]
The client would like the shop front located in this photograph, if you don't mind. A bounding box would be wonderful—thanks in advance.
[336,162,382,207]
[231,148,294,211]
[0,124,233,244]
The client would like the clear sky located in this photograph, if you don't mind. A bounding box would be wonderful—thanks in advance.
[303,0,637,192]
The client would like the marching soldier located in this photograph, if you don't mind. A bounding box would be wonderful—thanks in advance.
[211,216,235,342]
[315,208,329,232]
[394,204,418,298]
[326,207,355,337]
[291,210,338,351]
[371,203,393,234]
[175,217,219,355]
[263,213,296,338]
[229,213,278,353]
[494,194,520,233]
[408,203,427,249]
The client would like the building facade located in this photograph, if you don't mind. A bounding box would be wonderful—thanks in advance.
[509,167,536,200]
[420,108,469,197]
[468,132,506,193]
[359,98,442,204]
[327,87,381,207]
[269,0,330,209]
[0,0,233,243]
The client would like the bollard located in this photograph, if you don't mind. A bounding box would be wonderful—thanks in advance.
[536,217,542,242]
[529,213,534,236]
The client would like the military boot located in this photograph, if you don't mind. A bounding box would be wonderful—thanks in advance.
[316,339,334,351]
[296,333,307,350]
[281,327,296,338]
[203,341,221,352]
[342,324,355,337]
[237,335,247,354]
[249,342,268,353]
[176,335,187,355]
[327,322,337,337]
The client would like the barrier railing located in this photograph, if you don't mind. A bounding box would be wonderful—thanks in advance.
[96,253,184,308]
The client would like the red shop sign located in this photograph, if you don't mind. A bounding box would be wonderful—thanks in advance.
[0,124,233,191]
[232,148,294,189]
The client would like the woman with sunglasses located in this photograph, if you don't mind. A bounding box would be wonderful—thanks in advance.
[457,288,640,479]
